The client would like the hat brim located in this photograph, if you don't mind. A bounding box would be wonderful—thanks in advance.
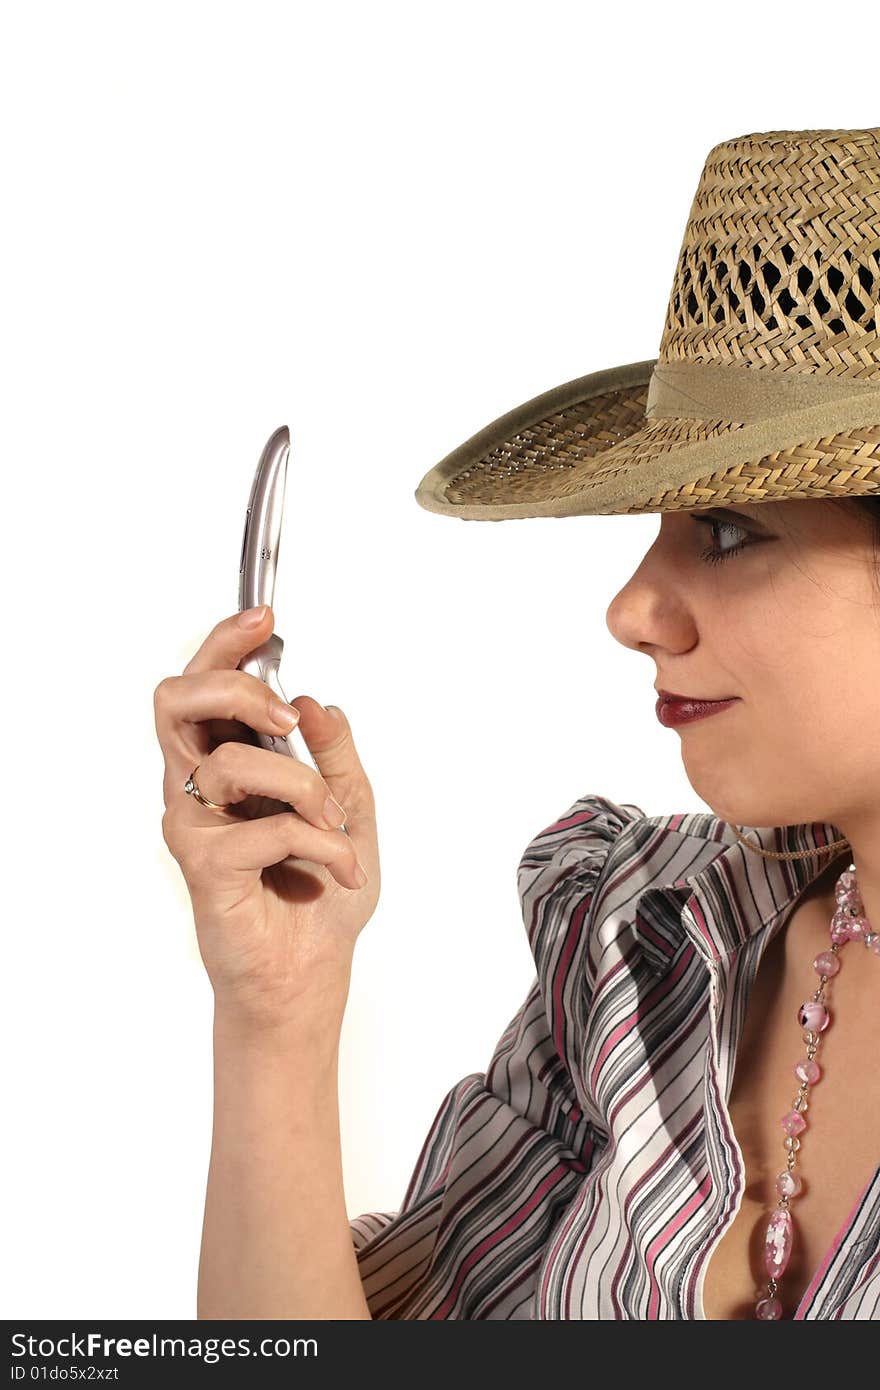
[414,358,880,520]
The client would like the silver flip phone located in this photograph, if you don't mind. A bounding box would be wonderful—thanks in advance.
[237,425,350,842]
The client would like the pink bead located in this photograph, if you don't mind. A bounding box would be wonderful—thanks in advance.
[847,914,868,940]
[813,950,839,978]
[781,1109,807,1136]
[830,910,856,944]
[831,907,868,943]
[763,1207,793,1279]
[795,1058,821,1084]
[798,1000,829,1032]
[835,869,858,899]
[835,883,861,910]
[776,1170,803,1198]
[756,1295,783,1319]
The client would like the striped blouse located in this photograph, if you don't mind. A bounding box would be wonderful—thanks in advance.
[349,793,880,1319]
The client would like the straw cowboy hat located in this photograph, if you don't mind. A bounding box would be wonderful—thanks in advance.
[413,127,880,522]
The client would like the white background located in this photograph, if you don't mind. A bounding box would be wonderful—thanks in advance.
[4,0,878,1318]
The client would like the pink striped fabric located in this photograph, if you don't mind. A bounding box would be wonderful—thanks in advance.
[349,794,880,1319]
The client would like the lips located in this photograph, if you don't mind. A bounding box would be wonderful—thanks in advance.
[655,693,739,727]
[655,689,736,703]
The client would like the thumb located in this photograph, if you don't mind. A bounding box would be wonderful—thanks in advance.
[289,697,375,822]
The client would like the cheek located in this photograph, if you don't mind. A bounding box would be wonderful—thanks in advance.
[755,656,845,729]
[735,567,875,711]
[751,650,880,773]
[823,648,880,758]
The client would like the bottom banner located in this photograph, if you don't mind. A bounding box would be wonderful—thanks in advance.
[4,1319,594,1382]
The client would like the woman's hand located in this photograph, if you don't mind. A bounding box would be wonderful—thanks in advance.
[154,606,381,1034]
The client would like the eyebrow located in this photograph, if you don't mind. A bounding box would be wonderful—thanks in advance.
[689,505,772,530]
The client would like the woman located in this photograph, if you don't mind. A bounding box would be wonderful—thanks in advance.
[153,126,880,1318]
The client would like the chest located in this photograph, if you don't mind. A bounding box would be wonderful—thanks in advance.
[701,905,880,1319]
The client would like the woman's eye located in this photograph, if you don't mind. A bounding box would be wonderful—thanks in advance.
[692,517,752,567]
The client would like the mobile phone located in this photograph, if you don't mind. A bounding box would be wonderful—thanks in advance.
[237,425,351,844]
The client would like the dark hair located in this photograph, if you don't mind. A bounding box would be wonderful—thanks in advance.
[825,496,880,533]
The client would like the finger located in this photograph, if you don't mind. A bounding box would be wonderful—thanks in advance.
[154,667,302,789]
[282,701,377,883]
[189,740,347,832]
[286,697,375,824]
[163,608,277,758]
[195,810,366,890]
[183,605,276,678]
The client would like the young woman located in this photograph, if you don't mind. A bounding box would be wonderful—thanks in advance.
[153,126,880,1318]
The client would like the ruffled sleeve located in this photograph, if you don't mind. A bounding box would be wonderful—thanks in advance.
[349,792,644,1319]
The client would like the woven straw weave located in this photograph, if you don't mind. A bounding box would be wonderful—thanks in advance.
[444,129,880,515]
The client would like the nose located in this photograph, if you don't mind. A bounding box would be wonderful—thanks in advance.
[604,530,698,658]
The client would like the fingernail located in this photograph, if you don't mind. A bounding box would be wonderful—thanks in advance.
[323,796,346,828]
[238,605,267,628]
[354,862,368,887]
[271,698,300,728]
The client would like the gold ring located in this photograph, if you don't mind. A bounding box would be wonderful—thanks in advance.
[184,765,232,813]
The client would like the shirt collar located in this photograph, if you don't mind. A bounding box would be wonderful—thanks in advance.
[630,814,851,976]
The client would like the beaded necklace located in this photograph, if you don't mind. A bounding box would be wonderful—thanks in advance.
[754,863,880,1319]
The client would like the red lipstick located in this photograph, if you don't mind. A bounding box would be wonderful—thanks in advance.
[655,690,739,727]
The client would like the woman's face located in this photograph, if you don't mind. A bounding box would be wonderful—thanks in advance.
[605,498,880,834]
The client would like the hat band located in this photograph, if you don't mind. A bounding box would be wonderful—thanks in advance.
[646,360,880,424]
